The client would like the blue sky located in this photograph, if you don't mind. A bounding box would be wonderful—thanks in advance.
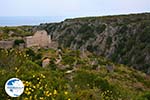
[0,0,150,17]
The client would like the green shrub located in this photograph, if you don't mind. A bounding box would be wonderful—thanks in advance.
[139,27,150,43]
[141,92,150,100]
[94,77,111,91]
[96,24,106,33]
[78,24,95,40]
[78,24,94,33]
[0,49,28,69]
[87,45,98,52]
[62,55,75,65]
[14,39,25,46]
[119,25,128,33]
[72,70,97,89]
[49,58,57,70]
[106,36,112,47]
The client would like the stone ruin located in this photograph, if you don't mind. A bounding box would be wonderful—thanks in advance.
[0,40,14,49]
[0,30,58,49]
[24,30,51,48]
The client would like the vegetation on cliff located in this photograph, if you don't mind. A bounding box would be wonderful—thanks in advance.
[0,26,33,40]
[37,13,150,73]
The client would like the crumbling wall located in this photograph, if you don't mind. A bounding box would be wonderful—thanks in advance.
[25,30,51,48]
[0,41,14,49]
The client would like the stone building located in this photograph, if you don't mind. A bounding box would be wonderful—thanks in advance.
[0,30,58,49]
[24,30,51,48]
[0,40,14,49]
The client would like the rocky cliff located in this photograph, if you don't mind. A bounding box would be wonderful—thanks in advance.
[37,13,150,73]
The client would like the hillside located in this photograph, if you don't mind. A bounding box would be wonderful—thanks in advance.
[0,13,150,99]
[36,13,150,73]
[0,48,150,100]
[0,26,33,40]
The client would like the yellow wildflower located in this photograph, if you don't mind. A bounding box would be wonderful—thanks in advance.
[39,81,41,84]
[49,92,52,96]
[36,84,40,88]
[15,67,17,70]
[43,75,45,78]
[53,89,57,95]
[33,75,35,78]
[24,98,28,100]
[33,86,36,89]
[16,69,20,73]
[39,97,44,100]
[27,91,31,95]
[29,96,32,99]
[64,91,68,95]
[34,95,37,99]
[26,88,29,91]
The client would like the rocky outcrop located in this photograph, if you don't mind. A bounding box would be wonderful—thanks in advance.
[36,13,150,73]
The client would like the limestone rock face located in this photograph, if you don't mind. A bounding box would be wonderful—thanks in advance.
[36,13,150,72]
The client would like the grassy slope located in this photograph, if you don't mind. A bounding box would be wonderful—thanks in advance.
[0,26,33,40]
[0,48,150,100]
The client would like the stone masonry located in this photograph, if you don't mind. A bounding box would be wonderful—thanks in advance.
[0,40,14,49]
[24,30,51,48]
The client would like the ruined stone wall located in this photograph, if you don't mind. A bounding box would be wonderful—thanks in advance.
[0,41,14,49]
[48,41,58,50]
[25,36,36,47]
[25,30,51,48]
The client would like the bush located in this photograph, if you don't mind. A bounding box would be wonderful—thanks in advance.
[0,49,28,69]
[87,45,98,52]
[141,92,150,100]
[78,24,95,40]
[106,36,112,47]
[94,77,111,91]
[78,24,94,33]
[62,55,75,65]
[139,27,150,43]
[96,24,106,33]
[72,70,97,89]
[14,39,25,46]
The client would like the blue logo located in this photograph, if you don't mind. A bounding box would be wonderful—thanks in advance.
[5,78,24,97]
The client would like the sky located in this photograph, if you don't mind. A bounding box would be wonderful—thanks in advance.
[0,0,150,18]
